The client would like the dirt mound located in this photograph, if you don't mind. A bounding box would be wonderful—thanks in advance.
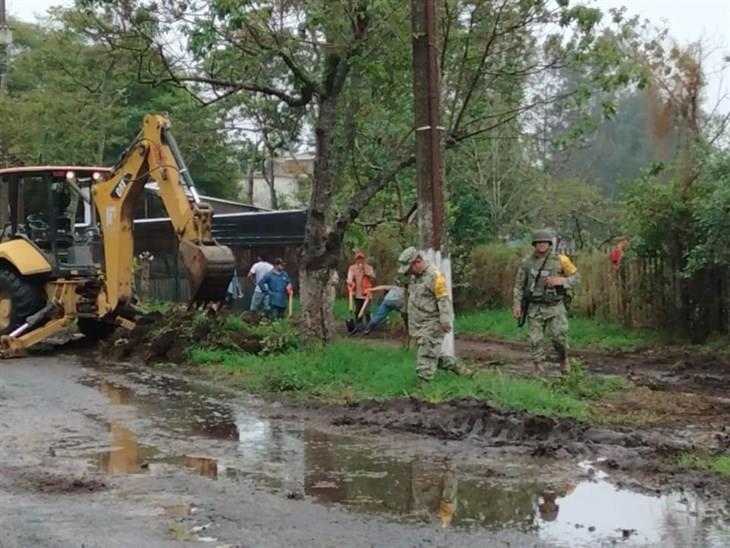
[332,398,586,443]
[322,398,690,461]
[104,308,274,363]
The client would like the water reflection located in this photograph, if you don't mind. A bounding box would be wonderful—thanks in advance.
[301,431,536,530]
[180,456,218,479]
[83,368,730,545]
[97,421,148,475]
[98,380,133,405]
[541,480,730,547]
[225,420,730,544]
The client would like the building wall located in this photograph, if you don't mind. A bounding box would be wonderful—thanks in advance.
[248,175,306,209]
[241,154,314,210]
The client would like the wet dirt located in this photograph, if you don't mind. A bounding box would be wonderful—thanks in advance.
[78,365,730,545]
[105,308,266,363]
[344,329,730,440]
[0,355,534,546]
[455,335,730,400]
[2,467,108,494]
[3,353,730,546]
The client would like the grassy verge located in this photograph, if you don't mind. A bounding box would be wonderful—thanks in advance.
[455,308,661,351]
[678,454,730,476]
[188,341,624,420]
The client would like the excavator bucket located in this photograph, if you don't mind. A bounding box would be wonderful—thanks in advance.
[179,241,236,303]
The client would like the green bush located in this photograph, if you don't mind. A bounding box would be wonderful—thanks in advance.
[247,320,301,355]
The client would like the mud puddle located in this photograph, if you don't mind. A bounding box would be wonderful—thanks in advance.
[80,363,730,547]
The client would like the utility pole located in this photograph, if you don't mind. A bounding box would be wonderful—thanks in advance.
[411,0,454,356]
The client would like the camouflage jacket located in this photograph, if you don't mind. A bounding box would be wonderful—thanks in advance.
[513,252,579,307]
[407,264,453,332]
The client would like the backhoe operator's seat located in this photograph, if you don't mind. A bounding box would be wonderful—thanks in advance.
[27,214,75,250]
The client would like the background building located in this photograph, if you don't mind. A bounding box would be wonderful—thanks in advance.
[241,153,314,210]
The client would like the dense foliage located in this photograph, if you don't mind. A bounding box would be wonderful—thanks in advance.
[5,1,725,340]
[0,17,241,197]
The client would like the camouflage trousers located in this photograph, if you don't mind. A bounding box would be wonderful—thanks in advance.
[413,323,456,380]
[527,301,568,365]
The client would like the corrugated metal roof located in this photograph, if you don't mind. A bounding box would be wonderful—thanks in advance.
[134,209,307,247]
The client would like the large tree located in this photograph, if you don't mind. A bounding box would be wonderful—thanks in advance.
[622,42,730,342]
[73,0,648,341]
[0,16,241,197]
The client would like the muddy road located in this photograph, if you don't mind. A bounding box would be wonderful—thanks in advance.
[1,353,730,547]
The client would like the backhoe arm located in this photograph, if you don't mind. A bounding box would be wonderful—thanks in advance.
[93,114,234,310]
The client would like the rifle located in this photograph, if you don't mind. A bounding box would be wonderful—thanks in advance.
[517,252,551,328]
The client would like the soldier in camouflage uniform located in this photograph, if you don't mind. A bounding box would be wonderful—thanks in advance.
[512,229,580,375]
[398,247,456,381]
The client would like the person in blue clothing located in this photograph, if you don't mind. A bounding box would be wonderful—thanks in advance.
[258,258,293,320]
[362,284,405,335]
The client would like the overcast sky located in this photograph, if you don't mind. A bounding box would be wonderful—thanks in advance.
[8,0,730,110]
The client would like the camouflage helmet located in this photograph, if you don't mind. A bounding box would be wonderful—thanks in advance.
[397,246,420,274]
[531,228,554,245]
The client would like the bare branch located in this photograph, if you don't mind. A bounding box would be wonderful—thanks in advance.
[450,0,512,134]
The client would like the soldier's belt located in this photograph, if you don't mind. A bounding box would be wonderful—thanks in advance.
[528,297,563,304]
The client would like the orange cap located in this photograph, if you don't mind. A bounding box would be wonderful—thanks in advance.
[354,251,365,260]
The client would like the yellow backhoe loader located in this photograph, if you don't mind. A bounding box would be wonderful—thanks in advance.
[0,114,235,356]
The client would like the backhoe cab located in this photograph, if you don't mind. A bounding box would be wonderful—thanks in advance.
[0,114,234,356]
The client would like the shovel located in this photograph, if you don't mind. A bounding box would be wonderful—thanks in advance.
[345,288,358,334]
[357,295,371,319]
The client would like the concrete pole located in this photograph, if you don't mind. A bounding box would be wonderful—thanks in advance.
[411,0,454,356]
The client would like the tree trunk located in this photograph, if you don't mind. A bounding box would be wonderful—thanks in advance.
[299,267,337,342]
[268,176,278,209]
[245,162,254,205]
[262,158,279,210]
[299,95,341,342]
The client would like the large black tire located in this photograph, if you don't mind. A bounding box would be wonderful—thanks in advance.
[0,267,46,336]
[77,318,118,342]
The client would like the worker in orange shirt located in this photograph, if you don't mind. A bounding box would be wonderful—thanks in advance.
[347,251,375,328]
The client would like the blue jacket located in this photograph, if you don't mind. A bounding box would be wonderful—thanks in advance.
[258,270,292,308]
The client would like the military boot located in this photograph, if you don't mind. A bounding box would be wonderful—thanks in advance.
[533,361,546,377]
[560,357,571,375]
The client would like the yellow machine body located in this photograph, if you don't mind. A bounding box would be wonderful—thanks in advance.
[0,114,235,356]
[0,238,53,276]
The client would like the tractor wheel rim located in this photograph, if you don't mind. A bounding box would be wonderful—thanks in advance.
[0,293,11,330]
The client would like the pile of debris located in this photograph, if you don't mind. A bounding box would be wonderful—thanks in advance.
[104,308,296,364]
